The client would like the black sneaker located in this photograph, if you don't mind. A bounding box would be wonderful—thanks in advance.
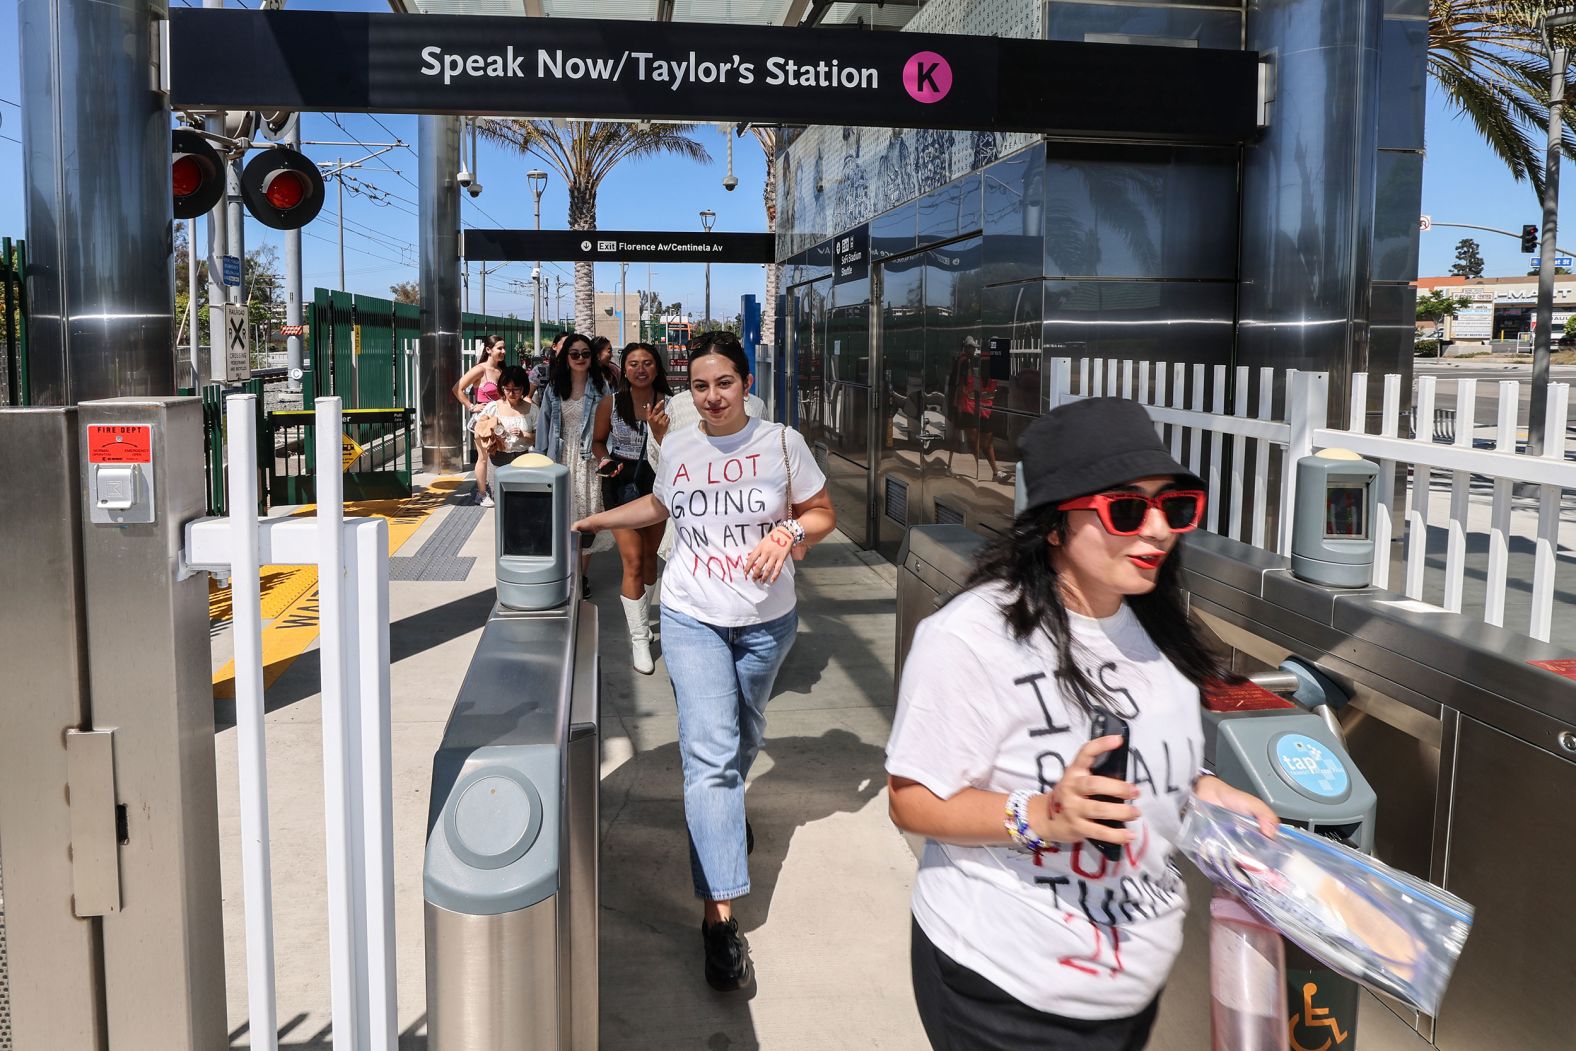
[746,820,754,856]
[701,917,752,991]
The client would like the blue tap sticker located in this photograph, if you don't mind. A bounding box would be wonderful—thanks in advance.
[1272,733,1349,799]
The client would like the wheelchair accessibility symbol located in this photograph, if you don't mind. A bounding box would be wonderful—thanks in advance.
[1289,982,1350,1051]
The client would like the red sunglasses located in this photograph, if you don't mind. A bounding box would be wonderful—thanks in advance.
[1058,490,1206,535]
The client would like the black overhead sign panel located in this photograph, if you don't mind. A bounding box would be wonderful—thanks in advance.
[464,229,776,264]
[168,10,1262,142]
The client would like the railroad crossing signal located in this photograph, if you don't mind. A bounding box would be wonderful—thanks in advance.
[224,303,249,383]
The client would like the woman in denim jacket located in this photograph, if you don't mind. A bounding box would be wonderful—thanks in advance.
[534,331,615,594]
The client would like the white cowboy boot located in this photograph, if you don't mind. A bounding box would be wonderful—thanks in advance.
[621,594,655,675]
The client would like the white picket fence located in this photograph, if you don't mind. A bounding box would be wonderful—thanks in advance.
[184,395,397,1051]
[1049,357,1576,643]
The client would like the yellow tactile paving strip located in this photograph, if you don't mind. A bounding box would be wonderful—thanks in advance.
[211,477,464,698]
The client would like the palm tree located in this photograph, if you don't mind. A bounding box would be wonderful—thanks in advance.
[477,120,710,332]
[752,126,781,349]
[1429,1,1576,198]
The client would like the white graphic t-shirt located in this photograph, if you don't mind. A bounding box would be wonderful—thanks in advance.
[886,583,1205,1020]
[653,418,827,627]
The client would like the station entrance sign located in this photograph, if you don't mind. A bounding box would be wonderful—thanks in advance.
[168,10,1260,141]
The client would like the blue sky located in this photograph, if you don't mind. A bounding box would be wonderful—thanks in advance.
[0,2,1567,307]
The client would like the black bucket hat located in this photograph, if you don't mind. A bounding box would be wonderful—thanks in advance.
[1017,397,1205,512]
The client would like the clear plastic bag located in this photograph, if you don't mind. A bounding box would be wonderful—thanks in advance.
[1178,798,1474,1017]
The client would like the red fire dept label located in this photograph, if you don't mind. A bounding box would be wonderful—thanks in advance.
[86,424,153,464]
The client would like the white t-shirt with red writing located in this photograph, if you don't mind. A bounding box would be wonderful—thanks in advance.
[653,418,827,627]
[886,583,1205,1020]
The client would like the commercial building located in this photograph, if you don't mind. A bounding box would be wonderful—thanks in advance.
[1416,274,1576,344]
[772,0,1429,557]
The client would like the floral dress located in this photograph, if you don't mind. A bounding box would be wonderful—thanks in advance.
[559,395,613,553]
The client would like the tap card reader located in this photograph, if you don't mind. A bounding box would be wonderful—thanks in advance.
[1088,709,1130,863]
[494,454,572,610]
[1290,449,1380,588]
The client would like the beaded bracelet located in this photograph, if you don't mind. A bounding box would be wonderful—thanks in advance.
[1003,789,1048,852]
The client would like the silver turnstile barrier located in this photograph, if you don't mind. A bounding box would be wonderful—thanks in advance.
[424,457,600,1051]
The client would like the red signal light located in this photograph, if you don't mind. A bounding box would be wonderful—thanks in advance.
[264,170,306,210]
[173,156,203,199]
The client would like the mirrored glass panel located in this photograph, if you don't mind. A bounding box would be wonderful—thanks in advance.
[1045,2,1243,49]
[1044,146,1239,280]
[982,281,1046,415]
[984,144,1045,285]
[791,279,829,441]
[918,173,984,247]
[871,203,918,263]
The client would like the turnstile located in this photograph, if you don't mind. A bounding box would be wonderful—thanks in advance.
[424,457,600,1051]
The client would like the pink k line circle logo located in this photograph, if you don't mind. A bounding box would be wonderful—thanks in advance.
[902,51,952,104]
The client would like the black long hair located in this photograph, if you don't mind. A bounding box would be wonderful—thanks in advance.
[550,332,604,400]
[963,503,1236,717]
[614,342,673,428]
[686,330,751,381]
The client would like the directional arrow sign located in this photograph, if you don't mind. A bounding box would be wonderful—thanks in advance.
[341,432,364,472]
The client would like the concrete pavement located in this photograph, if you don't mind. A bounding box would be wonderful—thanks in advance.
[209,477,927,1049]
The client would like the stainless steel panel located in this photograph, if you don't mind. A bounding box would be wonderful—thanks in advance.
[1043,145,1241,280]
[1374,152,1425,281]
[77,398,226,1050]
[64,730,121,918]
[1046,1,1244,49]
[825,451,871,549]
[792,278,830,444]
[1368,281,1417,392]
[1238,0,1384,418]
[1378,14,1428,151]
[1041,280,1237,372]
[426,898,561,1051]
[421,116,465,471]
[917,173,982,247]
[20,0,174,403]
[0,407,103,1051]
[1434,718,1576,1051]
[563,603,599,1051]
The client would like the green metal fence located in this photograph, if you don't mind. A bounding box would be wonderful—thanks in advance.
[267,407,415,504]
[177,379,269,517]
[2,237,28,407]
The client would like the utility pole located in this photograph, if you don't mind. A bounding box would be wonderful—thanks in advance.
[285,118,304,395]
[700,208,716,330]
[619,261,628,345]
[1532,9,1576,456]
[187,217,200,388]
[555,276,563,330]
[528,169,547,352]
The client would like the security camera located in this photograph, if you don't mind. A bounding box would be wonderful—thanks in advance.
[455,167,474,189]
[723,174,739,192]
[466,180,484,199]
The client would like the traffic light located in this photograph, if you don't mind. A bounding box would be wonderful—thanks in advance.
[1522,224,1539,254]
[171,128,225,220]
[240,148,325,231]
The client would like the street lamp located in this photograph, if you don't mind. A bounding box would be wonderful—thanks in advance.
[1531,5,1576,456]
[527,168,548,355]
[700,208,716,330]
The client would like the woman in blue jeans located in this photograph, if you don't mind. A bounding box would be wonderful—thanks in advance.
[572,331,836,991]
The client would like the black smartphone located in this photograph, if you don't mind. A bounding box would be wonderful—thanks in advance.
[1087,709,1132,863]
[596,459,622,478]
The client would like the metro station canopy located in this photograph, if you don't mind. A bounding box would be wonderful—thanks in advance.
[389,0,918,30]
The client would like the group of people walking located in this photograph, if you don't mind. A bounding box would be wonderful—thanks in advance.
[458,329,1280,1048]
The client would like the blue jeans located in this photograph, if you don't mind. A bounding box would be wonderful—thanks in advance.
[661,606,799,900]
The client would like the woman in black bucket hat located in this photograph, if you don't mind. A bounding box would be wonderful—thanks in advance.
[886,397,1278,1050]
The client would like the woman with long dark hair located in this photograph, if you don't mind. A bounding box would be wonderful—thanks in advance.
[533,332,615,593]
[886,397,1277,1050]
[452,334,506,505]
[592,342,673,674]
[572,331,836,993]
